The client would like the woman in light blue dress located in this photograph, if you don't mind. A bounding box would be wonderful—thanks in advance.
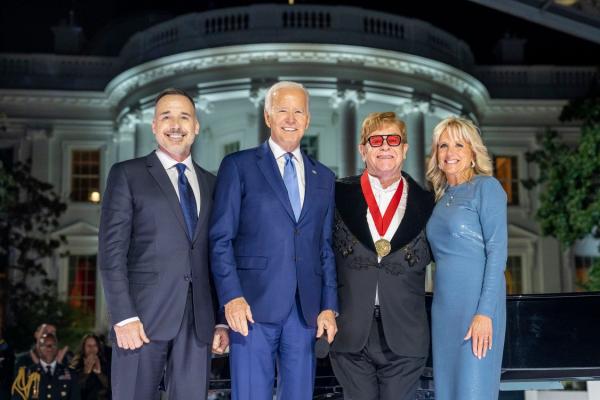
[425,117,507,400]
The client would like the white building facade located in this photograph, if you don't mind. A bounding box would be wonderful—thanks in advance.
[0,4,597,332]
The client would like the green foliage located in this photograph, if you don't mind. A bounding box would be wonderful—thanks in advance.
[0,161,93,351]
[581,261,600,292]
[8,288,95,352]
[524,91,600,291]
[524,126,600,247]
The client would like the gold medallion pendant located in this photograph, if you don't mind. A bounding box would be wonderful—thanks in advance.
[374,238,391,258]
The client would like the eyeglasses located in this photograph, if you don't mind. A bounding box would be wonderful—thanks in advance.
[366,134,403,147]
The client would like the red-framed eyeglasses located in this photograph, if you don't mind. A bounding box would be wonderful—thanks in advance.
[367,134,403,147]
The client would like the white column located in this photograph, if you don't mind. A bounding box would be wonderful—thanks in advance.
[26,128,51,182]
[330,89,365,178]
[588,381,600,399]
[250,85,270,144]
[194,94,214,164]
[116,111,139,162]
[396,100,432,186]
[134,123,153,158]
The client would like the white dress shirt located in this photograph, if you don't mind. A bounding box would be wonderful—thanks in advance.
[365,174,409,305]
[155,148,201,215]
[268,137,305,207]
[40,359,57,375]
[117,149,201,327]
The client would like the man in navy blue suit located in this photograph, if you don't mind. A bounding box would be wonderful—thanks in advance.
[99,88,228,400]
[210,81,338,400]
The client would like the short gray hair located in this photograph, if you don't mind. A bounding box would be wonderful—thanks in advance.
[264,81,310,113]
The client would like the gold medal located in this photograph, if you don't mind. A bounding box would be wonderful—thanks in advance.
[374,238,391,258]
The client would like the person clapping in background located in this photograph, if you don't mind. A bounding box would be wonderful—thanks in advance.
[70,334,109,400]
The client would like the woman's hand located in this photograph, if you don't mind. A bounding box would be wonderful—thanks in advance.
[464,314,493,359]
[83,355,95,374]
[92,356,101,374]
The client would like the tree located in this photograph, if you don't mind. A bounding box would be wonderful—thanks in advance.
[0,161,93,350]
[524,89,600,291]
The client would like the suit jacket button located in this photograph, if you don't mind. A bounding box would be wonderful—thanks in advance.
[294,229,299,235]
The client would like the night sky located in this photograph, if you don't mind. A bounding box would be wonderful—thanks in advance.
[1,0,598,65]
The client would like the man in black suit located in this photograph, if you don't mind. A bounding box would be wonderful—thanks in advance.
[99,88,228,400]
[330,112,434,400]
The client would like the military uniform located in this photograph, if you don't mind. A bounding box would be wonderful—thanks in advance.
[0,339,15,400]
[11,363,80,400]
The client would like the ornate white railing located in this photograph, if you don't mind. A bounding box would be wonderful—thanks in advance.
[474,66,598,98]
[119,4,474,70]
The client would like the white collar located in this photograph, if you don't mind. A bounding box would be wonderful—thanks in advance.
[155,148,193,171]
[40,359,57,371]
[367,173,402,192]
[268,138,302,162]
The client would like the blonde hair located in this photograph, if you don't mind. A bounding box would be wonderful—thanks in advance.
[360,112,407,145]
[426,117,493,201]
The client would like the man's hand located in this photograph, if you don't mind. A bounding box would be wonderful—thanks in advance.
[224,297,254,336]
[113,320,150,350]
[212,327,230,354]
[316,310,337,344]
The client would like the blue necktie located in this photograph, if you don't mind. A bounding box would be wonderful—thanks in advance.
[175,163,198,239]
[283,153,301,221]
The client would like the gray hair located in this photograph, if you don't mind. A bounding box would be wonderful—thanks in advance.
[264,81,310,113]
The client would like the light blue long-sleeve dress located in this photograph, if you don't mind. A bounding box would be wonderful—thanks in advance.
[426,175,508,400]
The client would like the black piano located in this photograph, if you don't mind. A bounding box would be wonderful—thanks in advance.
[209,292,600,399]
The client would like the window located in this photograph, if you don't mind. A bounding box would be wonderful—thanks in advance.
[493,155,519,205]
[301,136,319,160]
[68,255,97,314]
[223,141,240,156]
[505,255,523,294]
[574,256,598,290]
[71,150,100,202]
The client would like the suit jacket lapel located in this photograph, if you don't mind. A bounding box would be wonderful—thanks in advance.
[146,151,189,239]
[192,162,211,243]
[297,152,317,223]
[256,142,296,223]
[389,173,425,250]
[337,173,426,254]
[336,176,375,252]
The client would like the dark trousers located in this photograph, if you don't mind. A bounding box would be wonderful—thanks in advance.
[330,313,426,400]
[111,287,211,400]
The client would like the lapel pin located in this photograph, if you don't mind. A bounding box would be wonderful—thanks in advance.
[312,170,317,175]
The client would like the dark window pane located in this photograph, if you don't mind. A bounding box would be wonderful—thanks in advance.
[68,254,97,315]
[493,155,519,206]
[71,150,101,203]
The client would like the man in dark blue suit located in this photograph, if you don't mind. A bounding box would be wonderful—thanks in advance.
[210,81,339,400]
[99,88,228,400]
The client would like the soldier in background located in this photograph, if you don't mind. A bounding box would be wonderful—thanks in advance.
[13,324,71,374]
[11,333,80,400]
[0,330,15,400]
